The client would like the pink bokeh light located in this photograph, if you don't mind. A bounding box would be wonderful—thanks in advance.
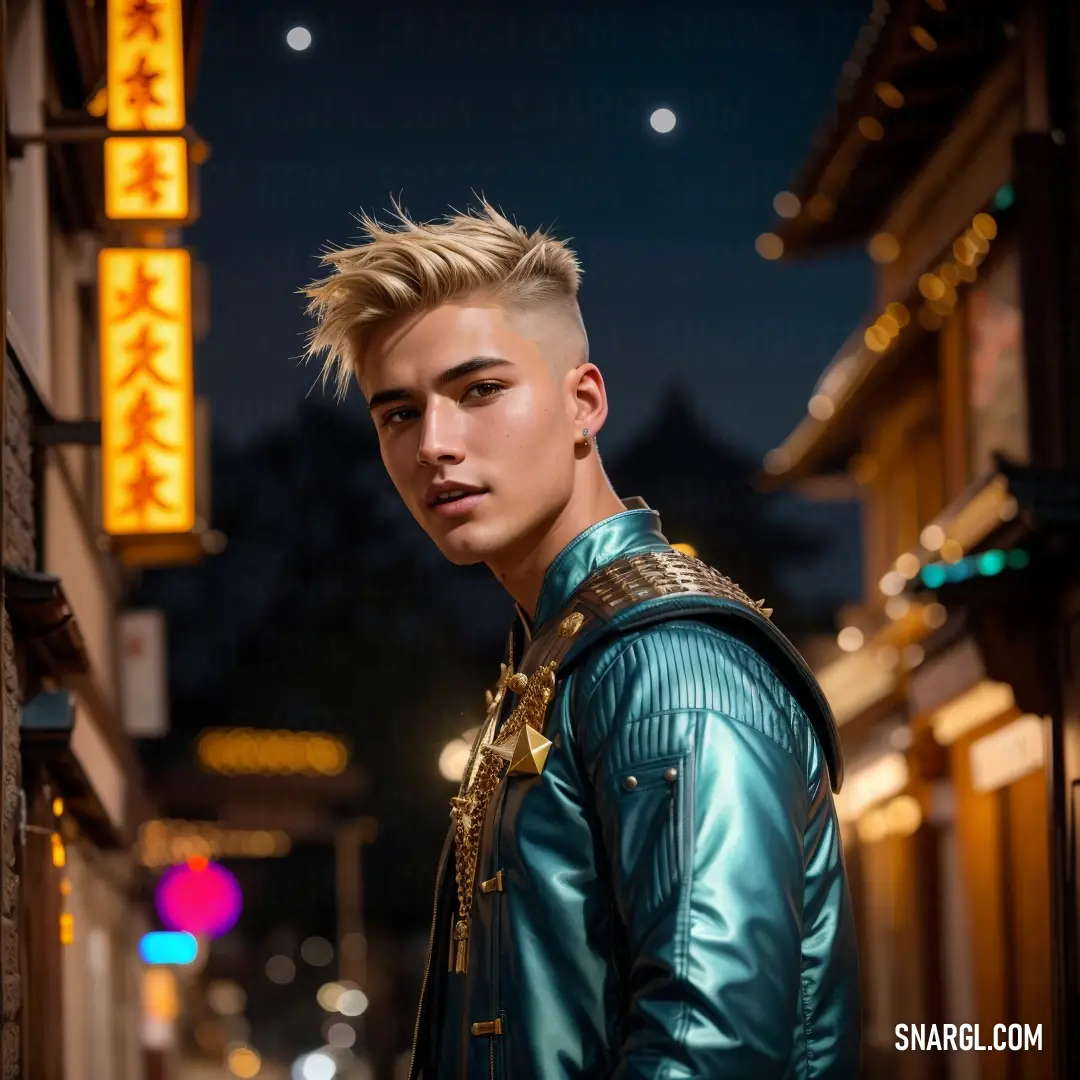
[154,857,243,939]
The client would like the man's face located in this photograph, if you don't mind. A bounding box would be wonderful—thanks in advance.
[362,301,582,566]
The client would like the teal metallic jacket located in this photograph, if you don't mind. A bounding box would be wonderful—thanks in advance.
[409,502,860,1079]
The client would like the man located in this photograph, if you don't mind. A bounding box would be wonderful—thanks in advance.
[303,202,861,1079]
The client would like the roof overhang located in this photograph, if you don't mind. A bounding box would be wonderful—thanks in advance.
[759,200,1016,492]
[768,0,1019,257]
[4,567,91,679]
[896,458,1080,600]
[756,302,936,492]
[21,690,125,848]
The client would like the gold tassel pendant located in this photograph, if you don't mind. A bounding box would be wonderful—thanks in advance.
[452,918,470,974]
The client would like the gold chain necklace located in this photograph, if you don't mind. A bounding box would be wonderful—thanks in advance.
[448,658,557,973]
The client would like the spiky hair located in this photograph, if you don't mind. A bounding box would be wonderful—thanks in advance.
[301,199,583,398]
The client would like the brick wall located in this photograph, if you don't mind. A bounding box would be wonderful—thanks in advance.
[2,355,38,1080]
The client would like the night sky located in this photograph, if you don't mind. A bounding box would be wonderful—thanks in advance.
[185,0,875,600]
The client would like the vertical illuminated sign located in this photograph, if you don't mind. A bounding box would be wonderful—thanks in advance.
[99,249,195,536]
[106,0,186,131]
[104,136,189,221]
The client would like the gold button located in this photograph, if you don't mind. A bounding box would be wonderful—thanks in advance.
[622,776,638,791]
[664,767,678,782]
[508,672,529,694]
[480,870,505,894]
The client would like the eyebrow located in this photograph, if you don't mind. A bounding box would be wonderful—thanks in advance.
[366,356,513,412]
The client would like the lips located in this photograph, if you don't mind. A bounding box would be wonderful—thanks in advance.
[428,489,489,519]
[426,484,488,509]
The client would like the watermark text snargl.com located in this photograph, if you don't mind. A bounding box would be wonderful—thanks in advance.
[896,1025,1043,1052]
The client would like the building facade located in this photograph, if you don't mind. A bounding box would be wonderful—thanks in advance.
[759,1,1080,1078]
[2,1,209,1077]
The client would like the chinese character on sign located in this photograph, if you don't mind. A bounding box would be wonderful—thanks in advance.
[122,389,177,454]
[123,456,174,521]
[113,261,174,323]
[118,325,175,387]
[123,0,165,41]
[104,137,190,221]
[124,145,172,207]
[122,55,165,129]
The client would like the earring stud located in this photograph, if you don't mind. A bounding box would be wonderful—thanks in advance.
[582,428,590,438]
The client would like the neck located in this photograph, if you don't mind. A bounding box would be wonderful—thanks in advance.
[487,469,626,621]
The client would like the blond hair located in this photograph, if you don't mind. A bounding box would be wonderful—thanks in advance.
[302,199,583,398]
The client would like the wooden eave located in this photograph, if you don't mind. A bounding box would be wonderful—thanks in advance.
[772,0,1019,257]
[756,296,936,492]
[4,567,91,679]
[760,196,1019,493]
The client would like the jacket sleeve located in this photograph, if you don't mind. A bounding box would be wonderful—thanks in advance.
[579,623,812,1079]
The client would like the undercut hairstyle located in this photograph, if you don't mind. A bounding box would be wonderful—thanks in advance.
[302,199,584,398]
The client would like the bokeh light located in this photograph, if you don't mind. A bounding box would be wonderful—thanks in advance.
[327,1022,356,1049]
[755,232,784,260]
[138,930,198,965]
[439,732,476,782]
[301,936,334,967]
[337,988,369,1017]
[266,954,296,985]
[317,981,347,1011]
[197,728,348,777]
[227,1045,261,1078]
[867,232,900,264]
[293,1051,336,1080]
[155,858,243,939]
[207,979,246,1016]
[772,191,801,218]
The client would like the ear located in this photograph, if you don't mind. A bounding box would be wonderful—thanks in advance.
[565,362,609,437]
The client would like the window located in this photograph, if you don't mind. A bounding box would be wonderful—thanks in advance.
[865,376,943,586]
[967,248,1029,476]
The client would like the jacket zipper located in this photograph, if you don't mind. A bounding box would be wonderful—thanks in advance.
[406,851,446,1080]
[486,740,512,1080]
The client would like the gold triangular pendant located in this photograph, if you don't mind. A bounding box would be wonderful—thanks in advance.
[507,725,552,776]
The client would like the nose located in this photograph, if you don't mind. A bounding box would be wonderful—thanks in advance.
[416,400,465,467]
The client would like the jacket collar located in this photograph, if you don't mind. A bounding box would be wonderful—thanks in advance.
[514,497,671,638]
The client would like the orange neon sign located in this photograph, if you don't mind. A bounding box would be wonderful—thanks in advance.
[104,136,189,220]
[99,248,194,536]
[106,0,186,131]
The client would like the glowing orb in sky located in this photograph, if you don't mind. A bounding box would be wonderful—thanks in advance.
[650,108,677,134]
[155,857,242,940]
[287,26,312,51]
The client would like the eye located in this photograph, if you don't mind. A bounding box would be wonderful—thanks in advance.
[380,406,418,427]
[463,381,503,401]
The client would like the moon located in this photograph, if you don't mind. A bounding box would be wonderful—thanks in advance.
[286,26,312,51]
[650,108,676,134]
